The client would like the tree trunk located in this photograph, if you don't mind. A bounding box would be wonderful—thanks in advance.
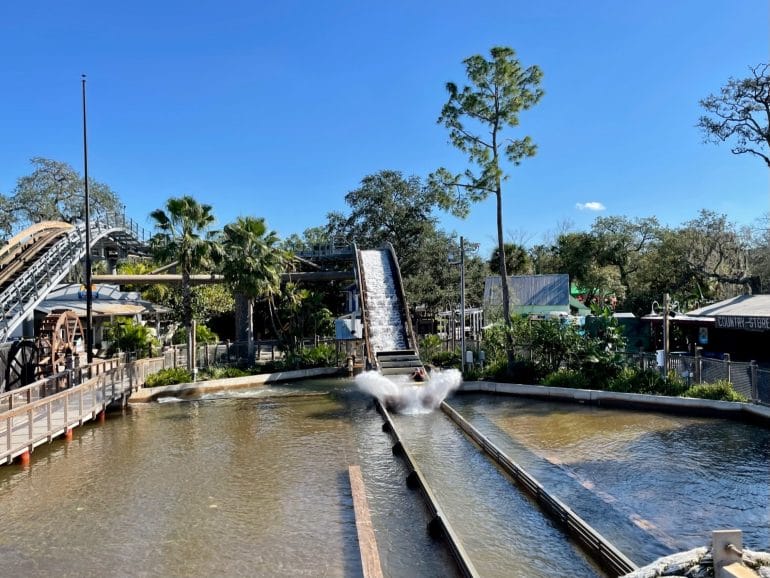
[247,298,255,361]
[182,270,194,372]
[495,187,515,371]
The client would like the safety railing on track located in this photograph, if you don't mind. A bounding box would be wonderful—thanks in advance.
[0,356,163,464]
[441,401,639,578]
[376,400,480,578]
[0,213,149,343]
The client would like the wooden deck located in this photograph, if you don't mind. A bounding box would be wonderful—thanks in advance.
[0,357,163,464]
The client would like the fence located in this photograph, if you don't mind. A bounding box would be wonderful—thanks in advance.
[618,351,769,405]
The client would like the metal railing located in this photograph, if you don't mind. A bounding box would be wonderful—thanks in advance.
[617,351,768,405]
[0,213,149,343]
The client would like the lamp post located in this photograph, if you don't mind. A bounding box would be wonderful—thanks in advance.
[450,236,479,373]
[81,74,93,363]
[651,293,677,376]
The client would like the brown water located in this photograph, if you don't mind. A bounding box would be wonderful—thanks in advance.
[449,393,770,565]
[0,381,457,577]
[4,380,763,577]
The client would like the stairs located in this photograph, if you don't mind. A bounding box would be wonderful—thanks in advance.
[376,350,423,376]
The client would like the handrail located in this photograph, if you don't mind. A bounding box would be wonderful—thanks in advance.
[441,401,639,577]
[352,243,376,370]
[0,357,160,464]
[0,213,149,343]
[0,357,122,411]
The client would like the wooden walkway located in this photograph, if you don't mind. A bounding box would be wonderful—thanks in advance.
[0,357,163,464]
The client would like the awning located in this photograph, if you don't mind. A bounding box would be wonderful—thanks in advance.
[36,299,168,317]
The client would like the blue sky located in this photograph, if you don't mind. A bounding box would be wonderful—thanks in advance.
[1,1,767,258]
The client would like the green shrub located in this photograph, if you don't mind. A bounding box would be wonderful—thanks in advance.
[103,317,159,358]
[283,344,338,369]
[419,335,443,364]
[606,367,687,396]
[172,324,219,345]
[542,369,589,389]
[430,349,461,369]
[145,367,192,387]
[202,366,251,380]
[681,381,747,402]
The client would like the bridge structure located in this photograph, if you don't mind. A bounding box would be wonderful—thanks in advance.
[0,213,150,346]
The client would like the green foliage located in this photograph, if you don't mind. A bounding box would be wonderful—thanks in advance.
[201,366,251,380]
[172,324,219,345]
[682,380,747,402]
[606,367,688,396]
[542,369,589,390]
[418,334,443,364]
[103,317,159,357]
[429,349,461,369]
[145,367,192,387]
[1,157,122,238]
[282,343,338,370]
[530,319,585,375]
[149,195,220,336]
[698,63,770,168]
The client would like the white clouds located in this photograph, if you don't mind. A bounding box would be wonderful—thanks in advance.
[576,201,606,211]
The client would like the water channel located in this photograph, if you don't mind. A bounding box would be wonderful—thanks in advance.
[0,378,767,577]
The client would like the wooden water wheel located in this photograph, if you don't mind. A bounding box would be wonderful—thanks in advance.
[37,310,85,376]
[3,340,40,392]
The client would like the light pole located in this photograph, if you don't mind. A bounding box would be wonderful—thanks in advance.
[651,293,677,376]
[450,236,478,373]
[81,74,93,363]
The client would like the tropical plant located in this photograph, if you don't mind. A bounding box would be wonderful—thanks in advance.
[102,317,159,358]
[221,216,286,358]
[145,367,192,387]
[149,196,220,370]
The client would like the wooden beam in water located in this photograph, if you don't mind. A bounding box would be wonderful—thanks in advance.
[348,464,384,578]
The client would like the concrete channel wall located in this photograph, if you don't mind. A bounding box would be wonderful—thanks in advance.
[459,381,770,425]
[129,367,342,402]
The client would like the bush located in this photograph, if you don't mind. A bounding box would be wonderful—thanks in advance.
[202,366,251,380]
[103,317,159,358]
[283,344,338,369]
[419,335,443,364]
[172,324,219,345]
[430,349,461,369]
[681,380,747,402]
[145,367,192,387]
[607,367,688,396]
[542,369,589,389]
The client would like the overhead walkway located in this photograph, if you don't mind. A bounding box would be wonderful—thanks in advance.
[0,213,150,344]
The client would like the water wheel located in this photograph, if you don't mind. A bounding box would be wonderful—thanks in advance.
[3,340,40,392]
[37,310,85,376]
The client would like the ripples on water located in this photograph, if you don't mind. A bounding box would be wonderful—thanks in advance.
[0,382,459,578]
[450,394,770,560]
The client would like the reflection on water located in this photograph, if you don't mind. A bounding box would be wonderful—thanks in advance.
[0,381,457,578]
[450,394,770,562]
[393,410,605,578]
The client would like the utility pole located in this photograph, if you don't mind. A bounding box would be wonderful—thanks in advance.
[460,236,466,373]
[81,74,93,364]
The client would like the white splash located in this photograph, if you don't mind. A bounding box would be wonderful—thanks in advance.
[355,369,463,414]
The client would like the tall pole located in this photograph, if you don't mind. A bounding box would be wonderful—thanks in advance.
[460,236,466,373]
[662,293,670,376]
[82,75,93,363]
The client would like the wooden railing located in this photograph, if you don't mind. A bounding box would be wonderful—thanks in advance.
[0,356,164,464]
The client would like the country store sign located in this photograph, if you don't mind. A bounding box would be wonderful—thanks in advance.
[716,315,770,331]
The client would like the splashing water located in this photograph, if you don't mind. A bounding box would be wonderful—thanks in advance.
[355,369,463,414]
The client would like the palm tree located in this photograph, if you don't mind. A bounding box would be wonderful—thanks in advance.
[149,196,219,371]
[221,216,286,359]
